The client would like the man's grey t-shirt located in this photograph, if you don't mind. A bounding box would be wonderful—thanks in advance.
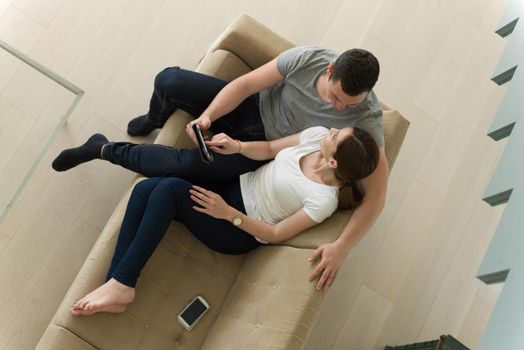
[259,46,384,147]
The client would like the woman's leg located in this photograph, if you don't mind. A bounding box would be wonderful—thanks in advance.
[105,178,164,279]
[71,178,165,316]
[71,177,260,316]
[168,178,262,254]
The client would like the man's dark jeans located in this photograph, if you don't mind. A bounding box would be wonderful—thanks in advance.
[104,67,268,181]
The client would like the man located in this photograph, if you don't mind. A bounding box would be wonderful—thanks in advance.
[53,46,388,291]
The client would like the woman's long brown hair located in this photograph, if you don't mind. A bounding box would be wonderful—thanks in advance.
[333,128,379,210]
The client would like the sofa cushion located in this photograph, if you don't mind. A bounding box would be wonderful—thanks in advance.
[201,246,323,350]
[198,49,252,81]
[206,15,294,70]
[383,109,410,170]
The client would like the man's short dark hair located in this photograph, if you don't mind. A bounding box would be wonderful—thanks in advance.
[330,49,380,96]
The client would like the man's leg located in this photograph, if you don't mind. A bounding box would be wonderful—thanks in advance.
[52,135,267,181]
[103,142,267,182]
[53,79,266,180]
[128,67,230,136]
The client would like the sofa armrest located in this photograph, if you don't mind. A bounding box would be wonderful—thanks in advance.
[36,325,97,350]
[206,15,294,69]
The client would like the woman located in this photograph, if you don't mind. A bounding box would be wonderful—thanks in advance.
[70,126,379,316]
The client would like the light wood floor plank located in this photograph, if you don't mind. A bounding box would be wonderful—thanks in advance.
[0,218,99,349]
[412,13,480,122]
[0,160,101,341]
[419,202,505,344]
[415,30,507,195]
[0,6,43,53]
[333,285,393,350]
[458,283,498,350]
[365,180,443,301]
[0,48,21,92]
[11,0,64,28]
[319,0,383,50]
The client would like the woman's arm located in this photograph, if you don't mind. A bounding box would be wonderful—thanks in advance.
[206,132,300,161]
[190,185,318,243]
[225,208,317,243]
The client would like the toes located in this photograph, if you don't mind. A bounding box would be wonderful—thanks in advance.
[79,299,90,310]
[73,299,84,310]
[71,308,94,316]
[84,302,93,311]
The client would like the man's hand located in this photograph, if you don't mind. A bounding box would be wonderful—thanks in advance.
[308,241,348,291]
[186,116,212,145]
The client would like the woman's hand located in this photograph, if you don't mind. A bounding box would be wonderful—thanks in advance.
[205,133,241,155]
[190,185,234,220]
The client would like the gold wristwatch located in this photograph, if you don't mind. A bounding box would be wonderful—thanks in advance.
[232,214,243,226]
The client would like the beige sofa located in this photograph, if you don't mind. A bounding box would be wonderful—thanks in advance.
[36,15,409,350]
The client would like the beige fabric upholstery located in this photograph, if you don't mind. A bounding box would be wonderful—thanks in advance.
[37,325,97,350]
[37,14,409,350]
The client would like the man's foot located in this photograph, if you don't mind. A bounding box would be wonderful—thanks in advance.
[52,134,108,172]
[127,115,158,136]
[70,278,135,316]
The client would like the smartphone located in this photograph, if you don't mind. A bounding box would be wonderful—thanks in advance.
[177,296,209,331]
[192,124,214,163]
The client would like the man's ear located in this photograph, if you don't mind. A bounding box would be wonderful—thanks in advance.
[327,63,333,78]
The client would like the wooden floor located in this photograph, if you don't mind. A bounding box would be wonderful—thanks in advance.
[0,0,509,349]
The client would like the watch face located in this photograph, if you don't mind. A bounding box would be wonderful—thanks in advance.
[233,216,242,226]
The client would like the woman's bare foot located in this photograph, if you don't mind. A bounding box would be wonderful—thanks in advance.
[70,278,135,316]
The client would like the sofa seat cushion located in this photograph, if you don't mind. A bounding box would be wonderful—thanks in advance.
[202,246,323,350]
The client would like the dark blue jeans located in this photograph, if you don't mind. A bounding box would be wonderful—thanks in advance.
[107,177,261,288]
[102,67,268,181]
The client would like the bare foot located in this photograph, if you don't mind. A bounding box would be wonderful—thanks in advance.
[70,278,135,316]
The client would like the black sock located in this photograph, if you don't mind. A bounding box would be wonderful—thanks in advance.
[127,114,158,136]
[52,133,108,172]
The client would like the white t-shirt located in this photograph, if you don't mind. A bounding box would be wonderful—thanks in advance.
[239,126,339,228]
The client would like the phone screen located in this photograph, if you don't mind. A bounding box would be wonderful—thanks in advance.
[192,124,213,162]
[180,298,208,326]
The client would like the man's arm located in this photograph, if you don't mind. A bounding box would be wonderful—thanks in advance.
[308,146,389,291]
[186,58,284,141]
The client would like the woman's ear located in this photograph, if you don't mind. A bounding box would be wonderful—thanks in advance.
[329,158,338,169]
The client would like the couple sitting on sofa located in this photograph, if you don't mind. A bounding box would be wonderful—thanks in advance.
[52,46,388,316]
